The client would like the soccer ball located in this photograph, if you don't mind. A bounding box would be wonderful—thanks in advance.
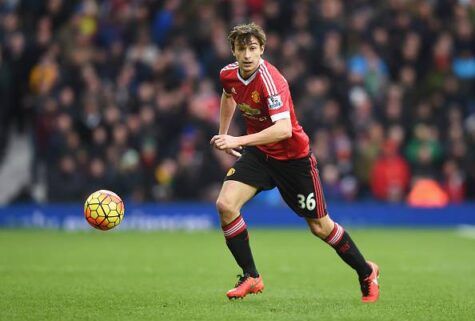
[84,190,125,230]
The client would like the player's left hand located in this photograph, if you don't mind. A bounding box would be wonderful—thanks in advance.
[210,134,243,151]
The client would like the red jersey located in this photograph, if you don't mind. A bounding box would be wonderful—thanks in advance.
[219,59,309,160]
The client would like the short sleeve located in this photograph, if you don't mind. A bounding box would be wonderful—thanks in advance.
[260,66,291,122]
[220,69,233,96]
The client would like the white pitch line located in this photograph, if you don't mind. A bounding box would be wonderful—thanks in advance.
[457,225,475,240]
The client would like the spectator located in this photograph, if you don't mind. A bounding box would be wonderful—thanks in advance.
[47,154,85,202]
[371,140,410,202]
[405,124,443,179]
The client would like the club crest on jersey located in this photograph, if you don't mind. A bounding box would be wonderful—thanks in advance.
[227,168,236,176]
[267,95,283,109]
[251,91,260,103]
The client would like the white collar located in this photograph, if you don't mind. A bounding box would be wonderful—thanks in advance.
[236,59,264,85]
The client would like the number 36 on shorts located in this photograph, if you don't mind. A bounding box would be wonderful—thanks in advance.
[297,193,316,210]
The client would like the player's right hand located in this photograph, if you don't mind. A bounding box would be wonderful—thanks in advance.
[224,148,242,158]
[210,135,242,158]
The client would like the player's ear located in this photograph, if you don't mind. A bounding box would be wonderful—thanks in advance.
[260,45,265,55]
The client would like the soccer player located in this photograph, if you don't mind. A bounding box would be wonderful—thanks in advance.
[210,23,380,303]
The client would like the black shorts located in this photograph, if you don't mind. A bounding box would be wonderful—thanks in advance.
[224,146,328,218]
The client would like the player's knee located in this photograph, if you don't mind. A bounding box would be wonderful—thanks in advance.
[309,223,326,238]
[216,197,240,225]
[216,197,238,217]
[308,217,334,239]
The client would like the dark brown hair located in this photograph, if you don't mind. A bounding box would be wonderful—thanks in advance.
[227,22,266,51]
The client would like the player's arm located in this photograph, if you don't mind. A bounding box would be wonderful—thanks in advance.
[211,118,291,150]
[219,90,236,135]
[211,90,243,157]
[238,118,291,146]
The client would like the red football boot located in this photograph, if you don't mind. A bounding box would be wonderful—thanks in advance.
[360,261,380,303]
[226,274,264,299]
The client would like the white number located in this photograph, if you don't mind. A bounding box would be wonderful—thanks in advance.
[297,193,316,210]
[297,194,306,209]
[306,193,316,210]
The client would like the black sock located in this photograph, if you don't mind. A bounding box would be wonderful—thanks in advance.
[325,223,372,279]
[222,216,259,278]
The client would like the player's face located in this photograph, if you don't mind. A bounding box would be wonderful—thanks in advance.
[233,36,264,77]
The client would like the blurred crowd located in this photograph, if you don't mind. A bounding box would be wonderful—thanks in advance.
[0,0,474,203]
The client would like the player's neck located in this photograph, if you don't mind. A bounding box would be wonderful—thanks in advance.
[239,66,259,80]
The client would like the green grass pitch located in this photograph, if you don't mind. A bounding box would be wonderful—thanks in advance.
[0,229,474,321]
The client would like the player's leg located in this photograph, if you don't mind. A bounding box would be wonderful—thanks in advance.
[216,180,256,225]
[216,180,265,299]
[269,153,380,302]
[216,179,259,276]
[305,215,372,279]
[217,148,274,299]
[306,215,380,302]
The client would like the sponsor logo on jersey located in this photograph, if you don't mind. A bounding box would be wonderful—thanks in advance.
[267,95,283,109]
[251,90,260,103]
[226,168,236,176]
[237,103,261,116]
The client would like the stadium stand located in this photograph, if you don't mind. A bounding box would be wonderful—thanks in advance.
[0,0,474,203]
